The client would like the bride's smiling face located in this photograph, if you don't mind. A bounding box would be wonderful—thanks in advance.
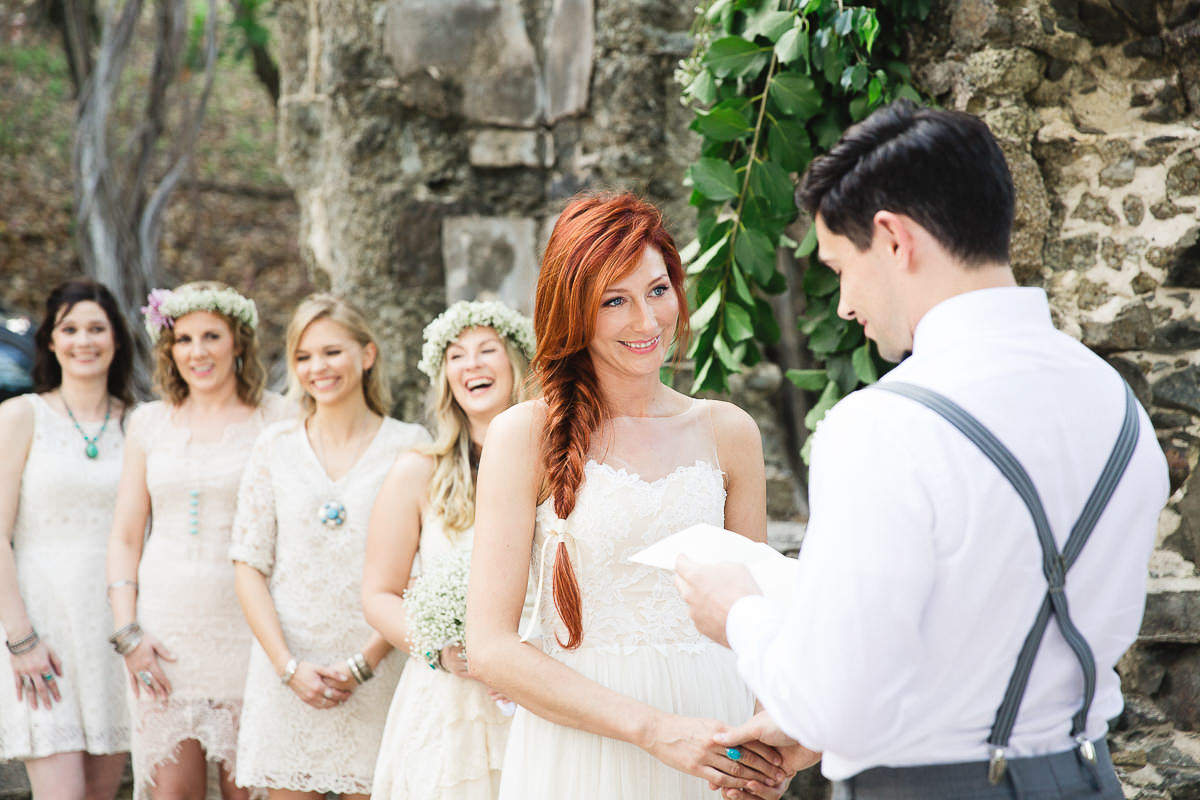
[587,246,678,379]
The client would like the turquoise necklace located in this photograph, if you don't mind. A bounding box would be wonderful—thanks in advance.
[61,394,111,459]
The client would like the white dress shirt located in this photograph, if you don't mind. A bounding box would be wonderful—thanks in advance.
[727,287,1169,781]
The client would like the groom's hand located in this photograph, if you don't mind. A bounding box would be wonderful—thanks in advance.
[674,556,761,647]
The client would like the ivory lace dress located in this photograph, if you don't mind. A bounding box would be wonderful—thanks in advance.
[371,517,511,800]
[498,399,756,799]
[230,417,430,794]
[0,394,130,760]
[127,394,290,793]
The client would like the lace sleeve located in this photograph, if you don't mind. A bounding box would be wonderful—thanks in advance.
[124,402,157,452]
[230,428,278,576]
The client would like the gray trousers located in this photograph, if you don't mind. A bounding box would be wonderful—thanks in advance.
[831,739,1123,800]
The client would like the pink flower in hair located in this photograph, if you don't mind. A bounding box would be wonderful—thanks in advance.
[141,288,175,339]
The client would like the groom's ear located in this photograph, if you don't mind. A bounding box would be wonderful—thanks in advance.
[872,211,918,274]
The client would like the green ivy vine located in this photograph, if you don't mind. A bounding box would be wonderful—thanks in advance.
[677,0,929,457]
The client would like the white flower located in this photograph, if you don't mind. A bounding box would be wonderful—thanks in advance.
[142,286,259,343]
[417,300,536,379]
[405,547,472,664]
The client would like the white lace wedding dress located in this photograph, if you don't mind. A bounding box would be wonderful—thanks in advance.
[0,394,129,760]
[128,394,290,797]
[497,399,756,799]
[371,516,511,800]
[230,416,430,794]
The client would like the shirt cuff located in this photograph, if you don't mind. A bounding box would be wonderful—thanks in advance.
[725,593,781,657]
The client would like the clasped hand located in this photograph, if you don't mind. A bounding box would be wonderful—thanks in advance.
[286,660,354,709]
[645,713,792,799]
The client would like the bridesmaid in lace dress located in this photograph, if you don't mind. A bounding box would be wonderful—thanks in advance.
[467,194,789,799]
[231,294,428,798]
[365,300,535,800]
[107,282,290,800]
[0,280,134,800]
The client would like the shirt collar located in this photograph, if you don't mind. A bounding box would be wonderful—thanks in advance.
[911,287,1052,355]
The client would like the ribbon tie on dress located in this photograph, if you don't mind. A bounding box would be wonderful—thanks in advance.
[520,516,576,643]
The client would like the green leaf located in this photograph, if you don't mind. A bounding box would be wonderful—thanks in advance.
[886,60,913,83]
[812,113,843,150]
[795,224,817,257]
[692,105,753,141]
[868,75,883,106]
[746,9,795,42]
[834,9,854,36]
[840,63,868,93]
[808,315,848,354]
[690,353,716,394]
[767,118,811,173]
[801,261,839,296]
[730,263,755,306]
[753,297,781,343]
[895,83,921,102]
[786,368,827,391]
[685,233,731,276]
[712,332,742,371]
[678,237,700,264]
[858,11,880,52]
[774,26,809,66]
[804,379,840,429]
[749,159,797,217]
[688,158,740,201]
[733,226,777,284]
[685,69,718,106]
[725,302,755,342]
[690,285,724,329]
[769,73,822,118]
[827,352,858,394]
[851,341,878,384]
[703,36,767,78]
[849,94,869,121]
[706,0,734,24]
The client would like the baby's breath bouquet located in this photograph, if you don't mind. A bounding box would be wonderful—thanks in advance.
[405,548,471,671]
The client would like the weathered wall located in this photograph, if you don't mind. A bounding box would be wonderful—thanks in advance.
[277,0,1199,798]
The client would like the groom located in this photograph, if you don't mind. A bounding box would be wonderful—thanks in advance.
[678,99,1169,799]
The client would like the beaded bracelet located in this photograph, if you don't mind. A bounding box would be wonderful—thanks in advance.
[5,629,39,656]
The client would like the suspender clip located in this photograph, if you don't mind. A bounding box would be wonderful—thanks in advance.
[1076,734,1096,763]
[988,746,1007,785]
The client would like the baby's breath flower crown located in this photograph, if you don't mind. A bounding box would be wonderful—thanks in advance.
[418,299,535,380]
[141,286,259,343]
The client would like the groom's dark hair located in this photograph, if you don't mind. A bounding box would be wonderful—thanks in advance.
[797,99,1015,267]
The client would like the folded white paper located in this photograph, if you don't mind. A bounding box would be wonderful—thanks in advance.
[630,523,799,604]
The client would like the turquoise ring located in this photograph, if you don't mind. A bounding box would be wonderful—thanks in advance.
[726,747,742,761]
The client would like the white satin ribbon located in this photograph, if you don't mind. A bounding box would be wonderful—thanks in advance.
[520,516,574,643]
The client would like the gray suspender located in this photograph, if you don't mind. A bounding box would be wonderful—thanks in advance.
[873,381,1141,784]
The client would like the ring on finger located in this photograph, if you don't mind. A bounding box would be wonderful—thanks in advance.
[21,675,35,689]
[725,747,743,762]
[42,672,55,683]
[137,670,154,687]
[323,688,334,700]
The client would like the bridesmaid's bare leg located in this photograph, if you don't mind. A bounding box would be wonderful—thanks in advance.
[25,751,86,800]
[217,760,250,800]
[82,752,128,800]
[148,740,206,800]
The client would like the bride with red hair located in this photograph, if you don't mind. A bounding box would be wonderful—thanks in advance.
[466,193,787,798]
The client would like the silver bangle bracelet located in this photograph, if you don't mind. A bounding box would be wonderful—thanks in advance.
[6,629,39,655]
[353,652,374,682]
[279,658,298,686]
[108,622,143,655]
[346,656,365,685]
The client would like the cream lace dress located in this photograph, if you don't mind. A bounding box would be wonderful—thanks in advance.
[0,394,130,760]
[371,517,511,800]
[497,399,756,799]
[127,394,290,794]
[230,417,430,794]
